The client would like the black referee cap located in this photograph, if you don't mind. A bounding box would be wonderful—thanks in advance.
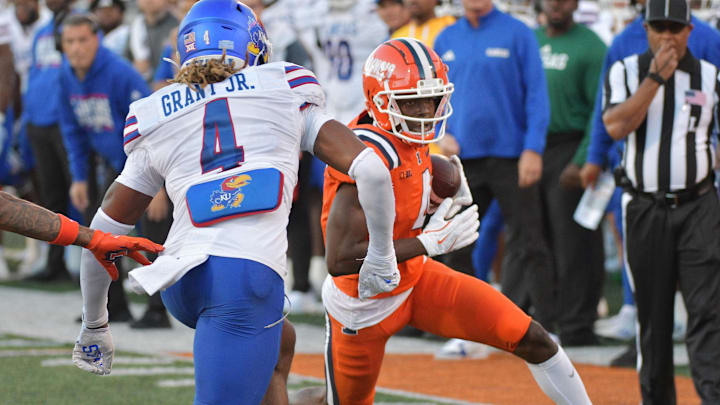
[645,0,691,25]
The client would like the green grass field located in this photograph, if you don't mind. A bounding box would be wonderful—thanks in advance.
[0,333,452,404]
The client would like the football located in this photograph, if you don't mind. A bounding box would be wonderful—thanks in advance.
[430,154,461,199]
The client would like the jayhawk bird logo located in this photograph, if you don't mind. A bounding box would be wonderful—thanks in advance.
[210,174,252,212]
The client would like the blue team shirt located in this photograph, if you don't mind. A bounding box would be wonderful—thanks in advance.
[24,20,64,126]
[434,8,550,159]
[59,46,150,181]
[587,15,720,166]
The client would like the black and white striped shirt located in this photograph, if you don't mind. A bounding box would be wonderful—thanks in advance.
[604,50,720,192]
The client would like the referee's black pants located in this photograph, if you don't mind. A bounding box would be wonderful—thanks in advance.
[624,189,720,405]
[442,157,556,328]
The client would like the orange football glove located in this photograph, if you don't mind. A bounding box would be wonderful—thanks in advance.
[86,230,164,281]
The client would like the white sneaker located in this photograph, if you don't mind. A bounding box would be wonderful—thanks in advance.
[0,254,10,281]
[435,338,490,360]
[17,240,48,278]
[284,290,324,314]
[672,319,686,341]
[596,304,636,340]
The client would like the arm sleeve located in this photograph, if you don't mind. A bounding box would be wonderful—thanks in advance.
[299,104,333,154]
[519,28,550,154]
[80,209,135,328]
[348,148,395,261]
[58,80,90,182]
[115,147,164,197]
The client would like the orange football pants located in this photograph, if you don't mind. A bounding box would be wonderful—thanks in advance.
[324,258,532,405]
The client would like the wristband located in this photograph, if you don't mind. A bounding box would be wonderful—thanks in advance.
[647,72,665,86]
[50,214,80,246]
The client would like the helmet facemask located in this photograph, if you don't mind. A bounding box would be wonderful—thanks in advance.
[373,78,454,144]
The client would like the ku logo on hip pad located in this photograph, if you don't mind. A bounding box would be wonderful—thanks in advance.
[210,174,252,212]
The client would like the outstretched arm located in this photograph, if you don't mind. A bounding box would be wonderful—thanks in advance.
[0,190,161,256]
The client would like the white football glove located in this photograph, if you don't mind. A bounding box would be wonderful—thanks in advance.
[447,155,472,218]
[417,198,480,257]
[72,325,114,375]
[358,253,400,299]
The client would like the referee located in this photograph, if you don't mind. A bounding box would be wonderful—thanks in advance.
[602,0,720,403]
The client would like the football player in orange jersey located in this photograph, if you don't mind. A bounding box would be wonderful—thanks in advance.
[315,38,593,405]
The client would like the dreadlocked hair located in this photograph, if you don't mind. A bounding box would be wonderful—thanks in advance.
[171,49,247,90]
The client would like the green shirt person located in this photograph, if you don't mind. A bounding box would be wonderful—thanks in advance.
[533,0,608,347]
[535,21,607,170]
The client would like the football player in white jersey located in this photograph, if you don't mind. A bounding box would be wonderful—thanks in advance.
[312,0,389,124]
[71,1,399,404]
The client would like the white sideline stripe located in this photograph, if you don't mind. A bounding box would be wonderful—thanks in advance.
[107,366,195,376]
[0,349,69,357]
[42,357,177,367]
[287,374,485,405]
[0,339,59,347]
[157,378,195,388]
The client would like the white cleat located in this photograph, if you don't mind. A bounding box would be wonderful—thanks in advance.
[596,304,637,341]
[435,338,490,360]
[284,290,324,314]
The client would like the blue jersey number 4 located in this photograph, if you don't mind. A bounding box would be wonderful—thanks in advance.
[201,98,244,173]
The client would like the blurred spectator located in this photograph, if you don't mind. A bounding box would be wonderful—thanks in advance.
[22,0,73,282]
[129,0,178,81]
[392,0,455,47]
[573,0,613,44]
[3,0,52,279]
[59,13,149,321]
[0,10,14,280]
[9,0,52,92]
[535,0,606,346]
[434,0,554,357]
[90,0,130,59]
[376,0,410,34]
[245,0,312,66]
[314,0,387,124]
[281,0,387,312]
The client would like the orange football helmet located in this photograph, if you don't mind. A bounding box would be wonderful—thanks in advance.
[362,37,454,144]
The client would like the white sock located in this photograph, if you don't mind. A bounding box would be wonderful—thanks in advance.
[526,347,592,405]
